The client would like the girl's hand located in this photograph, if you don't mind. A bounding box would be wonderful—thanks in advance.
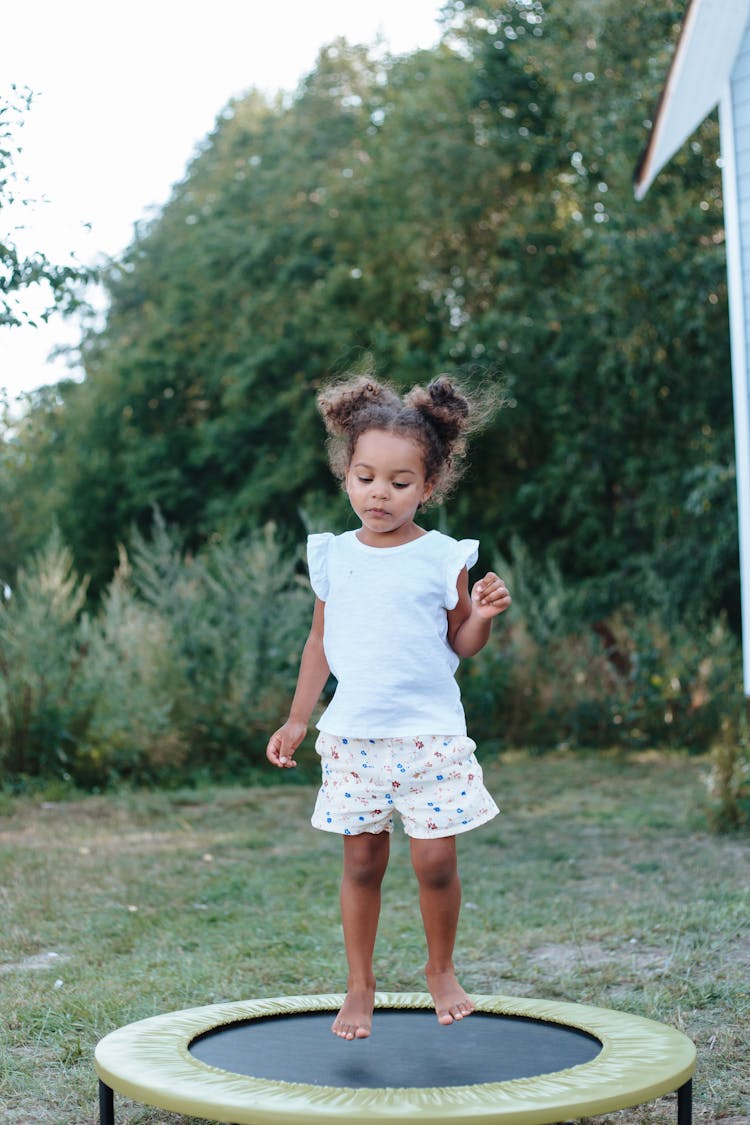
[266,720,307,769]
[471,572,512,618]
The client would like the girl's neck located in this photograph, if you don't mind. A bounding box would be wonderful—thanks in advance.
[355,521,428,548]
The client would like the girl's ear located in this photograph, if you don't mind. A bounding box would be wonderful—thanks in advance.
[421,480,435,504]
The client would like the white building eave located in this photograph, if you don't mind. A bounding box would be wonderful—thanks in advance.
[634,0,749,200]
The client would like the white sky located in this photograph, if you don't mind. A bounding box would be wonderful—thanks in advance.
[2,0,445,399]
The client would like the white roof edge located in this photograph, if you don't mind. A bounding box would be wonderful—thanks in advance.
[634,0,750,200]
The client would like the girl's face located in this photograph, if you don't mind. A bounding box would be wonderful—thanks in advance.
[345,428,433,546]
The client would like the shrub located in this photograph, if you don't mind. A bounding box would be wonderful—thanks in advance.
[0,530,90,779]
[1,525,741,791]
[129,515,312,777]
[73,547,187,786]
[461,539,612,748]
[602,611,740,751]
[460,539,742,754]
[705,706,750,831]
[0,520,313,787]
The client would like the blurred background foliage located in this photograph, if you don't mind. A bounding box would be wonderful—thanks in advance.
[1,86,93,330]
[1,0,747,810]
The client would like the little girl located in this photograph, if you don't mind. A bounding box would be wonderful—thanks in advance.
[266,374,511,1041]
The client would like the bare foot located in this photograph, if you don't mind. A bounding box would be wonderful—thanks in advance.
[425,966,475,1026]
[332,986,375,1040]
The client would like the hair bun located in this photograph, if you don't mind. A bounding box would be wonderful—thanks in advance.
[317,375,401,436]
[405,376,471,451]
[428,376,469,417]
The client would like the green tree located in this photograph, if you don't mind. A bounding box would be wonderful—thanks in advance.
[2,5,739,629]
[1,86,95,588]
[0,383,79,586]
[439,0,735,621]
[1,86,91,328]
[30,44,495,584]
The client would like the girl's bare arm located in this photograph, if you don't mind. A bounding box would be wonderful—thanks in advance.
[447,569,511,659]
[266,598,329,768]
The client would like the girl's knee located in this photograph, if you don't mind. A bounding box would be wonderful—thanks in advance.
[342,832,390,886]
[410,837,459,890]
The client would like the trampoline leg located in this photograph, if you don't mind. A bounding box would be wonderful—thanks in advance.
[677,1078,692,1125]
[98,1079,115,1125]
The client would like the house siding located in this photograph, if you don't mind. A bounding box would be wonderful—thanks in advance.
[722,23,750,693]
[733,27,750,311]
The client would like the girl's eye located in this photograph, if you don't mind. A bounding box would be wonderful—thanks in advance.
[393,482,409,490]
[358,476,373,484]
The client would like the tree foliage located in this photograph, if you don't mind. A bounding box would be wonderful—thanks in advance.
[0,1,738,632]
[1,86,92,328]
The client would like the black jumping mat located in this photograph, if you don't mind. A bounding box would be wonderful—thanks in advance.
[189,1009,602,1089]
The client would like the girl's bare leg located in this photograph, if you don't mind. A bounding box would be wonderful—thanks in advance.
[410,835,475,1025]
[333,831,390,1040]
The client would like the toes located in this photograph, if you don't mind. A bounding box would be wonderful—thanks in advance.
[332,1020,370,1040]
[436,1000,475,1025]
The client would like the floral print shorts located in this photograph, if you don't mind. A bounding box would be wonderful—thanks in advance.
[311,733,499,839]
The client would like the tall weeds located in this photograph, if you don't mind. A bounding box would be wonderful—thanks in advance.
[129,514,311,776]
[74,545,186,785]
[0,525,744,831]
[0,530,90,778]
[706,709,750,831]
[460,538,743,762]
[0,520,312,787]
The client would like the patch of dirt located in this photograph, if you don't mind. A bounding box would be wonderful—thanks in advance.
[0,950,68,974]
[528,940,670,974]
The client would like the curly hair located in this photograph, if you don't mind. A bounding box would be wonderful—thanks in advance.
[316,372,498,502]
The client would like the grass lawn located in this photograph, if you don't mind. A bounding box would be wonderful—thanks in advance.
[0,750,748,1124]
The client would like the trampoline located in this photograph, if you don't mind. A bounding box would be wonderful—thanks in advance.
[95,992,696,1125]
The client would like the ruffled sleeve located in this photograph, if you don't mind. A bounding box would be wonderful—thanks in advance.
[445,538,479,609]
[306,533,333,600]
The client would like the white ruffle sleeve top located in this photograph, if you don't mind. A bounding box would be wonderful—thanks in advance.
[307,529,479,737]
